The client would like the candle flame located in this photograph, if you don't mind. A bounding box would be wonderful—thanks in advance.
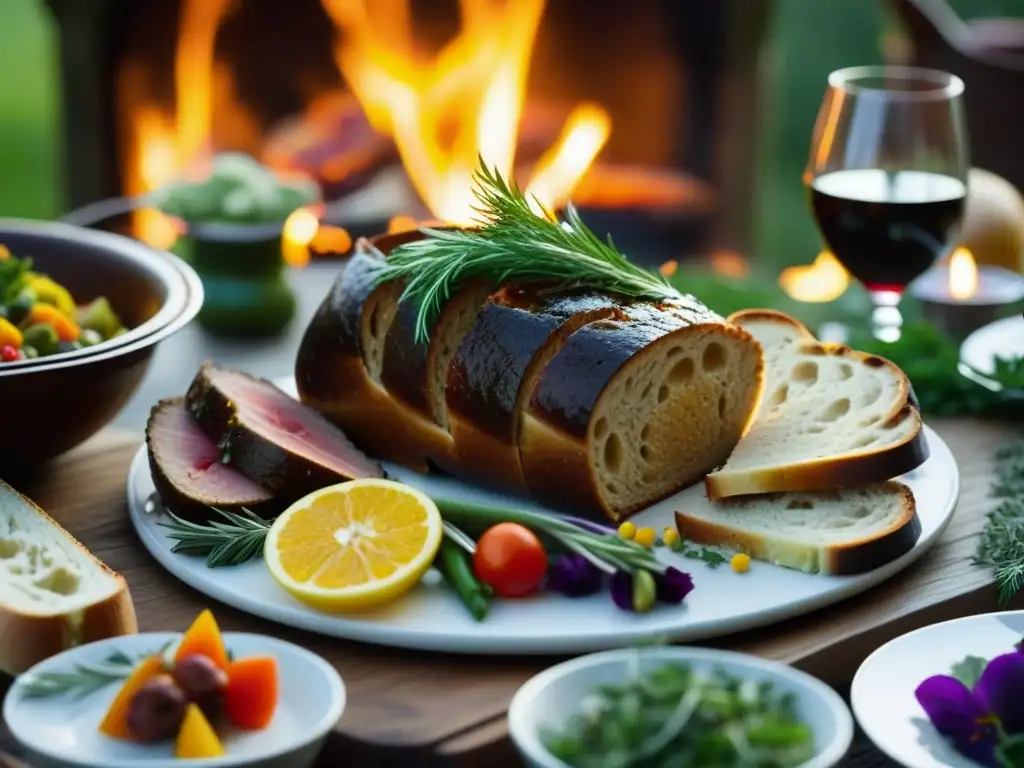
[282,207,323,267]
[948,247,978,300]
[778,251,850,303]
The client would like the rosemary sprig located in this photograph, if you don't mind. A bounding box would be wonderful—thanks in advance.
[19,644,171,700]
[159,507,270,568]
[975,437,1024,604]
[157,497,665,576]
[375,159,681,342]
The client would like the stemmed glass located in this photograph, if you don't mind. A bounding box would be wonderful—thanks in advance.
[806,66,968,341]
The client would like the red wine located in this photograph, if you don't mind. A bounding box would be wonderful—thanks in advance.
[810,169,966,293]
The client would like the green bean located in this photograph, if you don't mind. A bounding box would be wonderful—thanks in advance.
[435,538,490,622]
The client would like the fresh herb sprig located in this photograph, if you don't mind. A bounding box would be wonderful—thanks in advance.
[375,160,681,342]
[18,645,171,700]
[159,507,270,568]
[975,438,1024,604]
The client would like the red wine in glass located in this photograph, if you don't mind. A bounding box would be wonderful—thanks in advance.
[810,168,966,294]
[807,66,968,341]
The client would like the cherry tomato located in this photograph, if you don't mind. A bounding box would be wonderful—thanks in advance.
[0,345,18,362]
[473,522,548,598]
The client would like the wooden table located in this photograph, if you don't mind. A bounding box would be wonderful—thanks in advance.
[0,418,1018,768]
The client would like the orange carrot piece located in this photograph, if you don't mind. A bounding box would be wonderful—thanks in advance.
[27,303,79,342]
[224,656,278,730]
[98,655,166,739]
[174,610,229,671]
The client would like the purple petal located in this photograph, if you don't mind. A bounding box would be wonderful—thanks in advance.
[655,567,695,604]
[547,555,604,597]
[915,675,992,747]
[975,652,1024,734]
[609,571,634,611]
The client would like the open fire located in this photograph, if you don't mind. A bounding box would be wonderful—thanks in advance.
[121,0,626,254]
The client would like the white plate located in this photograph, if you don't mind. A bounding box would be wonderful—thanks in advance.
[509,646,854,768]
[127,378,960,655]
[3,632,346,768]
[851,611,1024,768]
[960,315,1024,379]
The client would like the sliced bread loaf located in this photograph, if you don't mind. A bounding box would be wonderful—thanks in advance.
[519,302,764,521]
[675,481,920,575]
[704,310,929,499]
[445,288,620,491]
[295,237,452,471]
[0,481,138,674]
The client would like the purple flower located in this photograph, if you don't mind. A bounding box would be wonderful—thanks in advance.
[547,555,604,597]
[916,652,1024,766]
[609,571,634,611]
[654,567,694,604]
[609,570,656,613]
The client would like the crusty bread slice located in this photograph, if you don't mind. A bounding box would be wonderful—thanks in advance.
[381,278,492,429]
[0,480,138,674]
[704,310,930,499]
[295,236,452,471]
[675,481,921,575]
[445,288,621,491]
[520,302,764,521]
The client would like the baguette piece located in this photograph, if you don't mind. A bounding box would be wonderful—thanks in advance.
[0,480,138,674]
[675,481,921,575]
[520,301,764,521]
[445,287,620,491]
[705,310,929,499]
[295,236,453,471]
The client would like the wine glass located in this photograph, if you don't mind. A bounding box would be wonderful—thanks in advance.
[805,66,968,341]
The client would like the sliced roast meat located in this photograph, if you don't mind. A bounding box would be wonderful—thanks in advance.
[146,398,275,522]
[186,362,384,500]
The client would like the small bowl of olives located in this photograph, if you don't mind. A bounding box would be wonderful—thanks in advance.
[3,630,346,768]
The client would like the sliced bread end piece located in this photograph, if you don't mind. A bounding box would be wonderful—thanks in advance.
[704,309,929,499]
[675,481,921,575]
[0,481,138,674]
[521,304,764,521]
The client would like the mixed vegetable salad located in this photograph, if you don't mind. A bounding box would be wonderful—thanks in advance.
[0,246,127,362]
[543,661,816,768]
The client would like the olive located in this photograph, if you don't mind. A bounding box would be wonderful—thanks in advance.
[21,324,58,356]
[172,654,228,717]
[126,674,188,742]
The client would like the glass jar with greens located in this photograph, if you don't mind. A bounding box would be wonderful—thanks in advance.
[153,153,320,338]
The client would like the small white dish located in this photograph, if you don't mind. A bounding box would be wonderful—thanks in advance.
[3,632,346,768]
[960,314,1024,386]
[508,646,854,768]
[852,610,1024,767]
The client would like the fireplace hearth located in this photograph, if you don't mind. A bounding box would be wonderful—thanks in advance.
[45,0,772,265]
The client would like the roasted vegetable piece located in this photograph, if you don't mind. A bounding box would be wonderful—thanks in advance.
[21,324,58,355]
[224,656,278,730]
[26,274,75,316]
[27,303,79,342]
[174,703,225,758]
[98,655,166,739]
[172,654,228,719]
[174,610,229,671]
[75,297,124,340]
[0,317,21,349]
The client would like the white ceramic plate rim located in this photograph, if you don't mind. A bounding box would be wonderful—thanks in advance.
[2,632,346,768]
[127,418,958,655]
[507,646,855,768]
[850,610,1024,768]
[960,314,1024,379]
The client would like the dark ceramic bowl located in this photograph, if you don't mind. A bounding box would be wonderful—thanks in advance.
[0,219,203,467]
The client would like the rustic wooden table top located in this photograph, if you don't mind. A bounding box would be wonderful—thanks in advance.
[0,418,1018,767]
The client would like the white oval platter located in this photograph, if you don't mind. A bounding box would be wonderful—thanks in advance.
[851,610,1024,768]
[127,379,959,655]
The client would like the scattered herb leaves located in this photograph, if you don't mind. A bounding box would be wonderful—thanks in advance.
[18,642,173,700]
[975,437,1024,604]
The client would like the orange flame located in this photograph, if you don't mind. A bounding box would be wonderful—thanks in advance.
[320,0,612,224]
